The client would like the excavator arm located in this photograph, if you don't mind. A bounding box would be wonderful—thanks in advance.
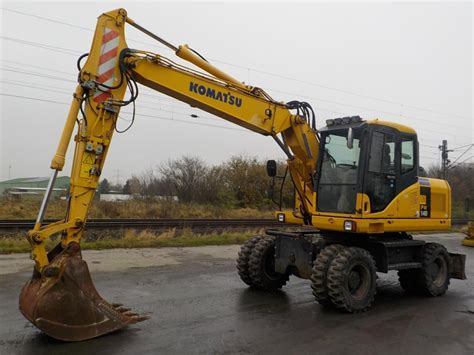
[20,8,319,341]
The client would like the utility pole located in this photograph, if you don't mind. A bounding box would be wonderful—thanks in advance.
[439,140,452,179]
[115,169,121,186]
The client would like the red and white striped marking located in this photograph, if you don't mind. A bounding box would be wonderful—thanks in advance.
[93,27,120,103]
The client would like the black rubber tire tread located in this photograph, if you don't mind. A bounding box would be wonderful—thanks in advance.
[310,244,344,307]
[419,242,451,296]
[398,269,420,293]
[236,236,262,286]
[327,247,377,313]
[248,236,289,291]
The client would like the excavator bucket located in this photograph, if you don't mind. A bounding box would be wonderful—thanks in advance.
[19,242,148,342]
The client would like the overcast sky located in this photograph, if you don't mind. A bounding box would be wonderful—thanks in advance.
[0,1,472,184]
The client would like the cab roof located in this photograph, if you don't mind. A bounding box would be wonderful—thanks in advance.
[367,119,417,134]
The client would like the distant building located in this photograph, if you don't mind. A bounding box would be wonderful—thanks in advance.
[0,176,70,198]
[99,193,132,202]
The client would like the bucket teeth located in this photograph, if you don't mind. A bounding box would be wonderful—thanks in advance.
[19,242,150,342]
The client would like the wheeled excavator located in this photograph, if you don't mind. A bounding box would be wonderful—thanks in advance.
[20,9,466,342]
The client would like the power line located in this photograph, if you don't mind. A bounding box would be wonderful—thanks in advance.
[0,59,74,76]
[1,56,470,136]
[0,67,467,144]
[2,66,471,141]
[449,156,473,169]
[1,6,470,121]
[0,7,170,50]
[0,66,75,82]
[448,146,473,168]
[265,87,468,130]
[0,80,72,95]
[451,143,474,151]
[0,93,70,106]
[0,94,451,168]
[0,92,250,133]
[2,71,466,143]
[0,35,81,56]
[0,8,93,32]
[0,90,463,160]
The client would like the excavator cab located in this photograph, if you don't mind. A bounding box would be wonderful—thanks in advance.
[316,116,419,218]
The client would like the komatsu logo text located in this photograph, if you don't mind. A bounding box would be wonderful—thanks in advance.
[189,82,242,108]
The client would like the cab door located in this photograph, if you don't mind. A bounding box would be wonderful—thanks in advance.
[363,128,397,214]
[362,126,419,218]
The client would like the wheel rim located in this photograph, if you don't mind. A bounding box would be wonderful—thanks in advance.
[347,264,371,299]
[430,256,448,287]
[263,247,280,280]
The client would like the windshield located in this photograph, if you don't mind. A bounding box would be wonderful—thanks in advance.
[317,129,362,213]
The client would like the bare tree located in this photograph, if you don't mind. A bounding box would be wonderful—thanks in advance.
[159,156,209,203]
[139,167,158,198]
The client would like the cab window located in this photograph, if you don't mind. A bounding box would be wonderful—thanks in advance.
[365,131,396,212]
[401,139,415,174]
[368,132,395,174]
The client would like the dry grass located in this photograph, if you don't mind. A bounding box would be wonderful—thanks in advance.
[0,198,272,220]
[0,228,261,254]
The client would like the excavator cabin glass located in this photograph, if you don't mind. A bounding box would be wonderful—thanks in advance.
[317,128,362,213]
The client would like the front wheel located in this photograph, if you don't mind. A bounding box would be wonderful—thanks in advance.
[327,247,377,313]
[248,236,289,291]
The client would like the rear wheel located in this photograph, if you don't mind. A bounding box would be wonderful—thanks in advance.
[398,243,451,296]
[249,236,289,291]
[310,244,343,307]
[327,247,377,313]
[419,243,451,296]
[236,236,262,286]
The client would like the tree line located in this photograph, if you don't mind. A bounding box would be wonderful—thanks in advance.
[99,155,294,209]
[99,155,472,215]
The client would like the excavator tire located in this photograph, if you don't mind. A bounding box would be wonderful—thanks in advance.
[248,236,289,291]
[236,236,262,286]
[310,244,344,307]
[419,243,451,296]
[398,243,451,296]
[327,246,377,313]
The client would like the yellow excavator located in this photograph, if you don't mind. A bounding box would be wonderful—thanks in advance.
[20,9,466,342]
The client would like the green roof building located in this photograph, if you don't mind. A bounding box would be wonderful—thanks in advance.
[0,176,70,197]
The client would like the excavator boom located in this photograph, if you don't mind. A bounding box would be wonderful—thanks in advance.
[19,8,318,341]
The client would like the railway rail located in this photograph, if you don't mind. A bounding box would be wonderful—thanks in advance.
[0,218,470,231]
[0,218,289,231]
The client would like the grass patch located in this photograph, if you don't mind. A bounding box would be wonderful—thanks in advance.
[0,198,273,220]
[0,228,260,254]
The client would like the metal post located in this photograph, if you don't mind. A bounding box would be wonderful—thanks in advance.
[35,170,58,226]
[439,140,451,180]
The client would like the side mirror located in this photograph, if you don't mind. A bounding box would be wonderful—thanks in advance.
[347,127,354,149]
[266,160,277,177]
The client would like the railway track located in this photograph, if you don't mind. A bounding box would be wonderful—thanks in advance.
[0,218,288,231]
[0,218,470,231]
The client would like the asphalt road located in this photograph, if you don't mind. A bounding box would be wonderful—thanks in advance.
[1,233,473,354]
